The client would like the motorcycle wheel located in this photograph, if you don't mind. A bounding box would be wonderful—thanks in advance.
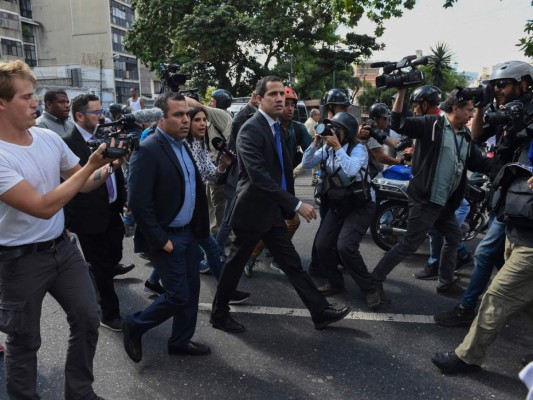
[463,211,487,241]
[370,200,409,251]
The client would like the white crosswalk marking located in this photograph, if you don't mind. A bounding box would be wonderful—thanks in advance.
[198,303,435,324]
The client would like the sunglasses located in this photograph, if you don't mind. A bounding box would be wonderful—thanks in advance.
[490,80,514,89]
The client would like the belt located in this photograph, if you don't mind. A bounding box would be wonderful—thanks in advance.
[164,225,189,233]
[0,232,66,254]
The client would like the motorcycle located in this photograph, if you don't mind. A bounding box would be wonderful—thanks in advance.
[370,174,490,251]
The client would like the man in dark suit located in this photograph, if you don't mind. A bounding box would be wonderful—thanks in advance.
[63,94,131,332]
[210,76,351,333]
[122,92,211,363]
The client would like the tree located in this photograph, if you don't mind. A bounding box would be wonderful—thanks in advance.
[419,42,467,94]
[125,0,418,98]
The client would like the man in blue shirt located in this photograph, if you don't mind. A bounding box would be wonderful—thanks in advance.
[123,92,211,362]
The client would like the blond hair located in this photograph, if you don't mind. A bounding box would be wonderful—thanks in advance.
[0,60,36,101]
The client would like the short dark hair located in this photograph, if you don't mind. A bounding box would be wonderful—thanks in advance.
[71,94,99,122]
[154,92,186,118]
[440,89,471,113]
[255,76,282,97]
[44,90,68,106]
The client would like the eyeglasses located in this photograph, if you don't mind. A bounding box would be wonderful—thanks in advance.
[490,79,514,89]
[80,109,104,115]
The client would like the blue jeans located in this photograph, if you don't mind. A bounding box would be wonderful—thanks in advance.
[148,235,222,282]
[427,198,470,266]
[128,229,203,344]
[460,215,506,310]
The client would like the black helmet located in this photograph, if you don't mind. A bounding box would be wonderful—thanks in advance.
[211,89,233,109]
[489,60,533,83]
[369,103,390,119]
[121,105,132,114]
[324,88,351,106]
[409,85,442,106]
[325,112,359,140]
[108,103,122,114]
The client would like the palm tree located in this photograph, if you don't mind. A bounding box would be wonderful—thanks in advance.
[424,42,454,90]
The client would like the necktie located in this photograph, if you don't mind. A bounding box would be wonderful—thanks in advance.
[273,122,287,190]
[90,135,115,200]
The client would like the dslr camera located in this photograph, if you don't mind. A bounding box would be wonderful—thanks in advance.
[315,122,339,137]
[484,100,527,134]
[88,115,141,158]
[456,82,494,108]
[371,55,428,90]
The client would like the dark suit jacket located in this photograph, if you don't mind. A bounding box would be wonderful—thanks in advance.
[62,127,126,235]
[228,111,299,233]
[128,129,209,253]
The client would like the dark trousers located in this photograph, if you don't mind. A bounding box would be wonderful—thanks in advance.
[0,239,100,400]
[212,223,329,320]
[372,200,462,288]
[127,229,203,345]
[316,202,376,294]
[76,213,125,321]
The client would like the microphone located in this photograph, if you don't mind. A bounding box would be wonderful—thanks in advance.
[211,137,234,159]
[122,107,164,125]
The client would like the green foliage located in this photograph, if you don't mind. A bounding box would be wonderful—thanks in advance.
[125,0,416,98]
[419,42,467,95]
[357,81,396,113]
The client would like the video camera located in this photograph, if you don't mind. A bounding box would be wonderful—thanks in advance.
[371,55,428,90]
[456,82,494,108]
[159,63,199,100]
[88,108,163,158]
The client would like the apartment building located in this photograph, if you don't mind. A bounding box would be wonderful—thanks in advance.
[0,0,158,106]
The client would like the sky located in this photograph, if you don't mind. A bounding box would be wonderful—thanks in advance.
[344,0,532,74]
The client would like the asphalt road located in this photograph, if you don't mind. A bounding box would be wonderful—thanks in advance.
[0,170,530,400]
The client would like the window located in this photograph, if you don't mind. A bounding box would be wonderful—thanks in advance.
[112,27,126,53]
[113,55,138,80]
[19,0,32,19]
[115,81,139,104]
[110,1,134,28]
[0,11,20,30]
[1,38,23,57]
[24,44,36,66]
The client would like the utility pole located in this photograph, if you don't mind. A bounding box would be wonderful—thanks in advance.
[99,59,103,103]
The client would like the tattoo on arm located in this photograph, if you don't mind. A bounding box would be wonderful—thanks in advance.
[93,169,102,182]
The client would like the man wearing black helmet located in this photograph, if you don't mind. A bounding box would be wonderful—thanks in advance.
[371,87,493,302]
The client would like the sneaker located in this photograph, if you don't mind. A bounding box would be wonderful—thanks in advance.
[244,257,257,278]
[414,264,439,280]
[228,290,250,305]
[269,261,284,275]
[199,260,211,274]
[365,291,381,310]
[436,281,464,296]
[144,279,165,295]
[100,317,123,332]
[375,283,391,304]
[455,253,474,272]
[434,304,476,327]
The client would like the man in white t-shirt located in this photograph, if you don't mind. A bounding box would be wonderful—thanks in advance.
[0,60,120,400]
[127,87,144,111]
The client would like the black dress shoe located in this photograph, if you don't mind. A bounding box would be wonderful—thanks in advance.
[210,314,245,333]
[122,320,143,363]
[168,340,211,356]
[431,351,481,374]
[313,306,351,330]
[112,263,135,277]
[522,353,533,366]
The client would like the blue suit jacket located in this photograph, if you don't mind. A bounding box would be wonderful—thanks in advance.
[128,129,209,253]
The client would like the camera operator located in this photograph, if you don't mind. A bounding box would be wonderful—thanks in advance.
[302,112,380,309]
[435,61,533,330]
[0,60,116,400]
[371,87,494,302]
[185,90,233,238]
[61,94,134,332]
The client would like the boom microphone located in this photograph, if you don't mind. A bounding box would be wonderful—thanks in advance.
[122,107,164,124]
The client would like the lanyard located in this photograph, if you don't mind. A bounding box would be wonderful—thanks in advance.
[453,132,464,164]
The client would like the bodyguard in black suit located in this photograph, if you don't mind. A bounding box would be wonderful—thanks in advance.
[63,94,128,331]
[211,76,351,332]
[123,92,211,362]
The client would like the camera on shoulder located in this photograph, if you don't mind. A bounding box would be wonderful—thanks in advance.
[371,55,428,90]
[87,115,142,158]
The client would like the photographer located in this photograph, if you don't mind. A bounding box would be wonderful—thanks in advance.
[62,94,134,332]
[435,60,533,328]
[302,112,380,310]
[371,88,493,302]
